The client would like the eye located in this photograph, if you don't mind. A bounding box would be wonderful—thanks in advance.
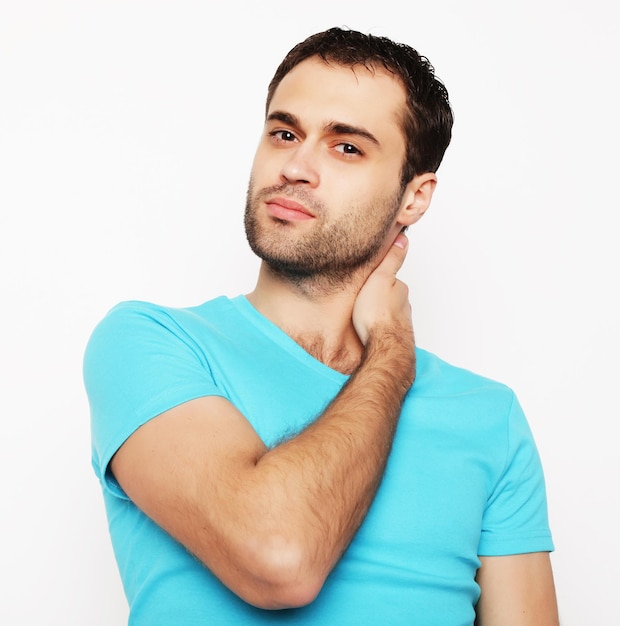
[269,130,298,143]
[334,143,362,156]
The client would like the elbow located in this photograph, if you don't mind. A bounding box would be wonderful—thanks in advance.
[239,534,325,610]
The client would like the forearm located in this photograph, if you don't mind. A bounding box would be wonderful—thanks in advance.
[220,328,415,605]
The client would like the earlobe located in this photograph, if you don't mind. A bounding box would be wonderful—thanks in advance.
[397,173,437,227]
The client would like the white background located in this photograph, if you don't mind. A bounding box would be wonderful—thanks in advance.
[1,1,618,624]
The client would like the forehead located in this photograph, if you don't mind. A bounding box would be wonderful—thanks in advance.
[268,57,407,146]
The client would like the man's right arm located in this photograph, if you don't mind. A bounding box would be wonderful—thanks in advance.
[110,234,414,610]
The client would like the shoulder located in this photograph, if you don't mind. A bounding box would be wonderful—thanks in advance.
[414,347,515,402]
[83,298,216,385]
[92,296,232,327]
[86,296,235,346]
[408,348,527,450]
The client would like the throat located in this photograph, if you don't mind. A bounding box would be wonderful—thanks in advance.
[291,333,362,375]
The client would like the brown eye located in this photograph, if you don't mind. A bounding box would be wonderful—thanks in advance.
[271,130,297,142]
[335,143,362,156]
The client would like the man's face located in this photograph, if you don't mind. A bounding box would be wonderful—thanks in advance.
[245,57,409,281]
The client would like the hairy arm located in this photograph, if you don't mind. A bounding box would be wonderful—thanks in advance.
[475,553,559,625]
[110,234,414,609]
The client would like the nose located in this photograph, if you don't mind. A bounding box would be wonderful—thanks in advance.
[280,144,319,187]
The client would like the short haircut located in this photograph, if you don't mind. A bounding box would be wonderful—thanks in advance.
[266,27,454,185]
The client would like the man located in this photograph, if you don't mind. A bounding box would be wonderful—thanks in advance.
[84,27,559,625]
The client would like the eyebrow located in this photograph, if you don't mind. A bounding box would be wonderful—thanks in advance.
[267,111,381,147]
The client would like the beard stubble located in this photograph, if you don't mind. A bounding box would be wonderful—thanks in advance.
[244,180,404,288]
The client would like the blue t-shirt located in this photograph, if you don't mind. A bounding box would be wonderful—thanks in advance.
[83,296,553,626]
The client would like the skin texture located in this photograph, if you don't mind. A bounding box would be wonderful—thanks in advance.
[475,553,559,625]
[110,57,559,621]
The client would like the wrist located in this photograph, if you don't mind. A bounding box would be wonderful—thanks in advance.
[362,327,416,391]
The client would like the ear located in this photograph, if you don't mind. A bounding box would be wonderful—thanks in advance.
[396,172,437,227]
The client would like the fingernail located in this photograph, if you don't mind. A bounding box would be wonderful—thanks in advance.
[394,233,407,249]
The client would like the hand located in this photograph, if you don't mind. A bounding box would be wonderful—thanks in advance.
[352,233,413,348]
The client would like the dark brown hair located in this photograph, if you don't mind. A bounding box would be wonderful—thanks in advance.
[266,27,454,185]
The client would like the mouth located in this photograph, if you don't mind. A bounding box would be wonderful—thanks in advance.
[265,196,315,222]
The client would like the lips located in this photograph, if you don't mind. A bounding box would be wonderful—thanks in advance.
[265,196,315,221]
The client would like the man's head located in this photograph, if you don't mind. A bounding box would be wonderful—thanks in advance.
[266,27,453,186]
[245,27,453,288]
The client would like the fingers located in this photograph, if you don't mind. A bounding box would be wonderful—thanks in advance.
[352,231,412,345]
[376,233,409,276]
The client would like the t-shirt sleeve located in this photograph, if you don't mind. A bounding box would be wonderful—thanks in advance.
[478,393,554,555]
[83,302,225,499]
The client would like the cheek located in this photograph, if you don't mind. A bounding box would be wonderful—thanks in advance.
[348,179,399,209]
[251,147,281,184]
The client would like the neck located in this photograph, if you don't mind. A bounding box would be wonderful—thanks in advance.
[246,263,368,374]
